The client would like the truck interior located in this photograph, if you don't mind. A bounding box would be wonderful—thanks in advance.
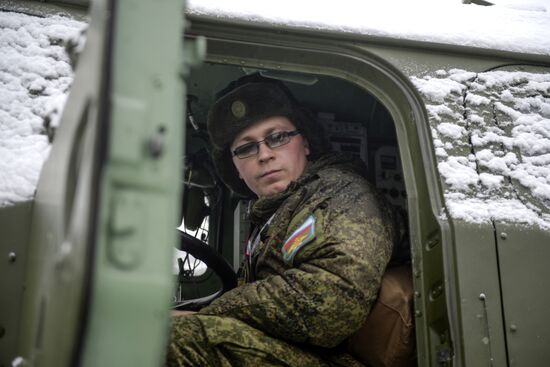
[4,2,549,366]
[176,62,407,297]
[175,62,417,365]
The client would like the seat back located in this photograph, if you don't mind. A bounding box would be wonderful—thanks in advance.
[347,265,416,367]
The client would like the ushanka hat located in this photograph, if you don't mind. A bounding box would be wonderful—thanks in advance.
[207,75,331,198]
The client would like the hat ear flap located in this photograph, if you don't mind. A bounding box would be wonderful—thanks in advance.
[211,148,255,198]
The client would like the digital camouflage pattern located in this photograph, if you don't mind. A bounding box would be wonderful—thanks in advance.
[167,153,398,366]
[167,315,361,367]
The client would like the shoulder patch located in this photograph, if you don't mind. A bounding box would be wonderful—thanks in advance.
[282,215,316,263]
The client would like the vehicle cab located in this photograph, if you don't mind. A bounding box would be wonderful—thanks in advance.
[1,1,549,366]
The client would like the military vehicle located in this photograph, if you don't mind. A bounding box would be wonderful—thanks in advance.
[1,0,549,366]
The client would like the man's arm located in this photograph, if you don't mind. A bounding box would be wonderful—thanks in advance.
[199,198,394,348]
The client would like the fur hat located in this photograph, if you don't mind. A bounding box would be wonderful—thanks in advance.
[208,81,294,150]
[207,76,331,198]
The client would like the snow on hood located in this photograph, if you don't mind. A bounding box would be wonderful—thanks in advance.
[0,11,86,206]
[187,0,550,57]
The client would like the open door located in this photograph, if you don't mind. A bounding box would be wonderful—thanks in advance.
[15,0,196,366]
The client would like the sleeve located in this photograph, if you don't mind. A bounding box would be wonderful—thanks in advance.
[199,189,395,348]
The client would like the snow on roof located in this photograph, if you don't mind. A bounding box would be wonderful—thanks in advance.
[0,11,85,206]
[187,0,550,57]
[412,68,550,229]
[1,6,549,231]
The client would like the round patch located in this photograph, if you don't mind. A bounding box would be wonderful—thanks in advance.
[231,100,247,119]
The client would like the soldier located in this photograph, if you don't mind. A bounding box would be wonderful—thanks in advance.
[166,76,398,366]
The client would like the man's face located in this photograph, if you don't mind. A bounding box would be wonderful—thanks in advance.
[231,116,310,197]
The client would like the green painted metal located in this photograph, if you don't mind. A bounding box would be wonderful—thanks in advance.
[0,0,88,19]
[184,21,548,366]
[0,11,90,367]
[77,0,189,366]
[14,0,112,364]
[2,2,549,367]
[190,31,448,366]
[0,202,33,365]
[495,223,550,366]
[451,221,508,367]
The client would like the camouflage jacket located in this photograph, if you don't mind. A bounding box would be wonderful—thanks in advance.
[200,153,396,348]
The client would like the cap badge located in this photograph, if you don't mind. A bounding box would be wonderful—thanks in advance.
[231,100,247,119]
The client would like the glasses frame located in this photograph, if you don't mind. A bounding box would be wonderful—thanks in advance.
[232,130,301,159]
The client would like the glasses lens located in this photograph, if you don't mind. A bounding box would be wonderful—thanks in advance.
[234,142,258,158]
[265,131,290,148]
[233,131,298,158]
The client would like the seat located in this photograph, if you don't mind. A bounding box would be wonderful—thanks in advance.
[347,265,416,367]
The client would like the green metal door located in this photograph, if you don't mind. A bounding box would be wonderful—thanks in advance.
[14,0,202,366]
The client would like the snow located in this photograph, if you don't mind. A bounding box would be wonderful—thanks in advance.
[437,123,467,140]
[0,11,86,206]
[414,78,466,104]
[173,248,207,276]
[187,0,550,56]
[412,68,550,229]
[444,194,550,229]
[437,156,480,191]
[465,93,491,106]
[1,4,549,230]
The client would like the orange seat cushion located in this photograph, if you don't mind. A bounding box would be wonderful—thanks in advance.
[347,265,416,367]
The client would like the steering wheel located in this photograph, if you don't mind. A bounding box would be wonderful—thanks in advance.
[173,231,238,311]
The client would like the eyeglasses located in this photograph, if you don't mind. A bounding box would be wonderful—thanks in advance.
[232,130,301,159]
